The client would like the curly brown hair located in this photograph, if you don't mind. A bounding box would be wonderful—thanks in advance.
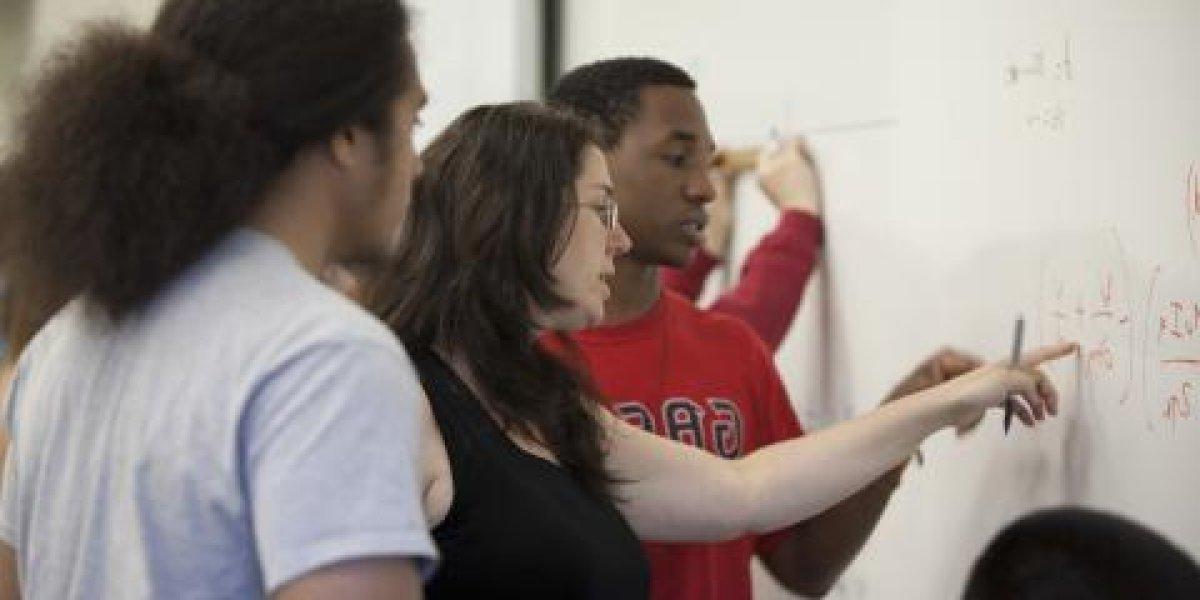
[371,102,619,501]
[0,0,414,352]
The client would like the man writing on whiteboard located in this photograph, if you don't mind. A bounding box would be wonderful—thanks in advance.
[548,57,981,599]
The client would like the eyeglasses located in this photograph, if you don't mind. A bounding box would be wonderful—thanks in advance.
[581,197,619,231]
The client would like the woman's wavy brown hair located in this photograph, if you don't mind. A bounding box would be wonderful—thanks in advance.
[371,102,618,501]
[0,0,414,352]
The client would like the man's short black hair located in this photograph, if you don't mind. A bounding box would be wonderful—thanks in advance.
[964,507,1200,599]
[549,57,695,150]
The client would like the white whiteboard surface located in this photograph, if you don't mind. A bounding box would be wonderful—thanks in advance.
[567,1,1200,598]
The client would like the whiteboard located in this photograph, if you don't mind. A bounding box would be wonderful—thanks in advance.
[566,1,1200,598]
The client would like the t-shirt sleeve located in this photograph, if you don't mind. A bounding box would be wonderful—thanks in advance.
[241,339,437,593]
[742,331,805,556]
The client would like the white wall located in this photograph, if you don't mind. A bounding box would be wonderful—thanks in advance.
[24,0,535,149]
[28,0,160,64]
[0,0,33,151]
[407,0,540,147]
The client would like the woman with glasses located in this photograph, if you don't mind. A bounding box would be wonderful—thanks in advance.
[368,101,1073,599]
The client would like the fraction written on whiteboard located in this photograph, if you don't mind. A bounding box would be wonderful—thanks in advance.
[1003,32,1074,85]
[1003,32,1075,133]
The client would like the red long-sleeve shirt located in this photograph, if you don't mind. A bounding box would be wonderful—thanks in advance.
[661,210,823,351]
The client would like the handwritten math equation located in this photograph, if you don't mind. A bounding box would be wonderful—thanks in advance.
[1040,242,1135,413]
[1041,200,1200,435]
[1002,32,1074,133]
[1151,164,1200,430]
[1003,33,1074,85]
[1149,275,1200,431]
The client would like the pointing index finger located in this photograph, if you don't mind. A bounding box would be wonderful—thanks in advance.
[1020,342,1079,368]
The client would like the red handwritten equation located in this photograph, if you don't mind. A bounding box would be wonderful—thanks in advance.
[1149,286,1200,431]
[1143,262,1200,433]
[1136,164,1200,431]
[1039,232,1136,418]
[1041,213,1200,435]
[1037,167,1200,435]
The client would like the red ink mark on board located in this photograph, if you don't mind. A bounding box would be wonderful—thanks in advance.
[1156,299,1200,342]
[1163,381,1196,428]
[1085,339,1117,374]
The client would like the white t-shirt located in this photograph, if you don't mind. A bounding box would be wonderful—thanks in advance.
[0,230,435,598]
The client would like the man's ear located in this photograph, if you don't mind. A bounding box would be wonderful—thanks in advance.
[603,150,622,175]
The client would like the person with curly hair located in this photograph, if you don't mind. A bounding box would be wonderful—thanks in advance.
[0,1,434,597]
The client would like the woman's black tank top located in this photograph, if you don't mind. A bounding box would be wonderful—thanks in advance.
[413,348,650,599]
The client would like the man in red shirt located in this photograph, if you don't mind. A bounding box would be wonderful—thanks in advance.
[661,141,824,353]
[549,57,950,600]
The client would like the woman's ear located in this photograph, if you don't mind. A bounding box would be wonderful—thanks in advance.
[328,125,365,170]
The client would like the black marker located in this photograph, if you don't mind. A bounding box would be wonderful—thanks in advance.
[1004,316,1025,434]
